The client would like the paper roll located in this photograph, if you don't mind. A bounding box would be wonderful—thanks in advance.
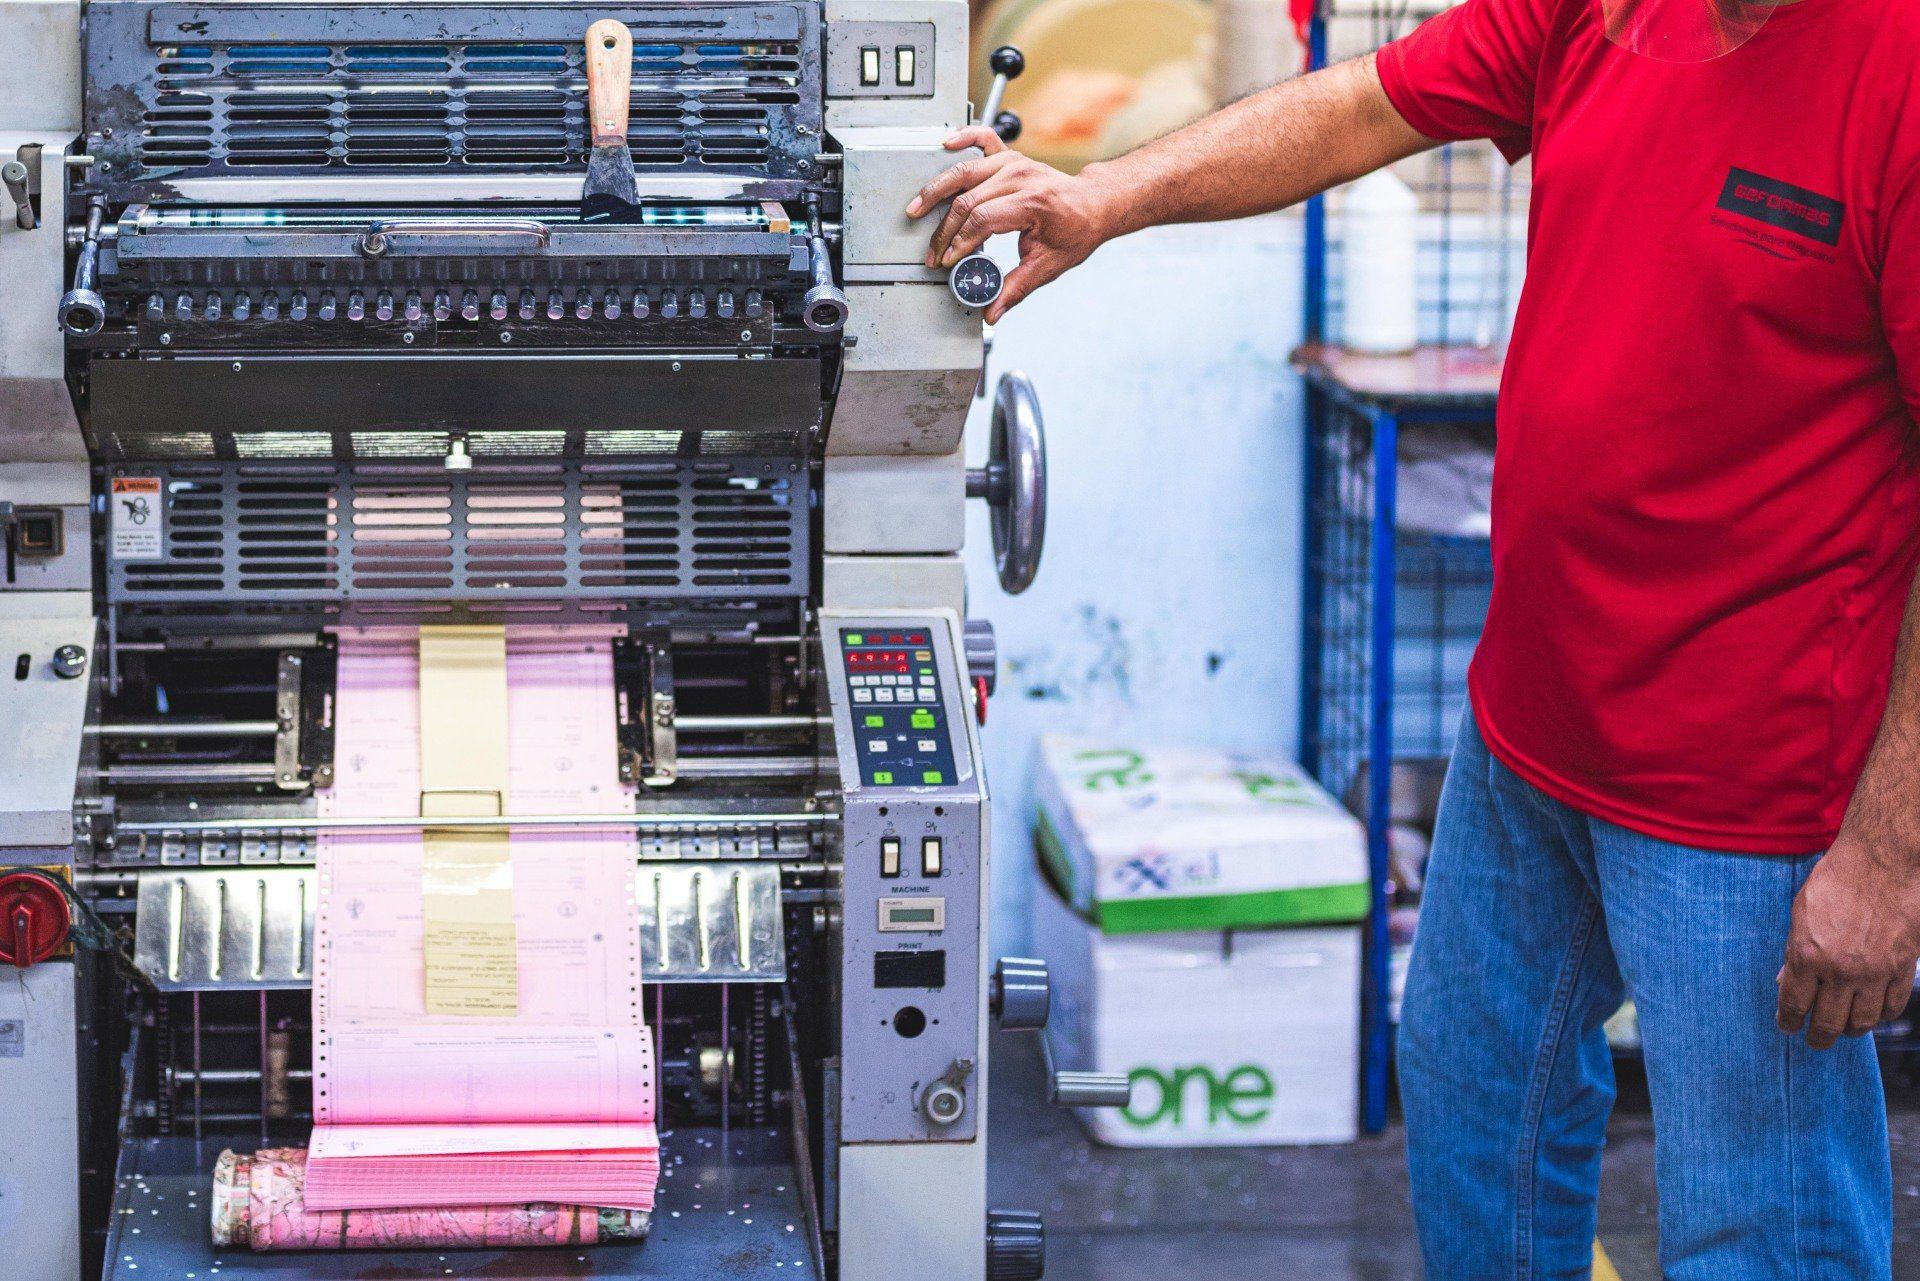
[211,1148,651,1251]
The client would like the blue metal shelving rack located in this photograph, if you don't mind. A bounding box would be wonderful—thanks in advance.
[1296,4,1516,1134]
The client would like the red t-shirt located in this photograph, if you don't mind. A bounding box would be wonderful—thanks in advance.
[1377,0,1920,853]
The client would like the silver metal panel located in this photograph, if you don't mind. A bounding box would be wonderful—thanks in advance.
[822,553,968,613]
[824,451,966,554]
[825,20,936,99]
[0,601,92,846]
[839,1142,987,1281]
[828,282,984,456]
[822,612,987,1146]
[132,868,316,990]
[638,860,788,983]
[0,961,82,1281]
[840,127,973,267]
[0,3,80,132]
[133,861,787,989]
[823,0,969,131]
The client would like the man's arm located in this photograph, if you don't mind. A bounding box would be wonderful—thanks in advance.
[905,54,1435,321]
[1777,569,1920,1048]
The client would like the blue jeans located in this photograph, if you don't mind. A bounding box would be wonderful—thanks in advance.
[1399,711,1892,1279]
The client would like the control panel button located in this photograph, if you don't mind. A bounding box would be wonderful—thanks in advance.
[922,836,944,877]
[881,837,902,878]
[860,46,881,86]
[895,45,916,85]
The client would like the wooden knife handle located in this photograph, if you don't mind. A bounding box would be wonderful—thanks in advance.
[586,19,633,147]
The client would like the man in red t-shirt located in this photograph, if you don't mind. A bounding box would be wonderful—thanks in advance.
[914,0,1920,1271]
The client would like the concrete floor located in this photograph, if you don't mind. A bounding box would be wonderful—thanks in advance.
[988,1042,1920,1279]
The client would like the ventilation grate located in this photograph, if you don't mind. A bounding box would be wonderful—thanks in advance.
[105,463,807,607]
[128,39,802,176]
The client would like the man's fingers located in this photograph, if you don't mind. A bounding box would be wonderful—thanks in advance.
[942,196,1029,266]
[1845,985,1885,1038]
[1882,973,1914,1025]
[943,125,1007,156]
[1776,960,1817,1034]
[1804,982,1853,1050]
[905,150,1016,220]
[925,168,1024,266]
[984,256,1051,324]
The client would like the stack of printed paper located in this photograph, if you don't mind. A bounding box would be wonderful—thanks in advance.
[304,626,659,1213]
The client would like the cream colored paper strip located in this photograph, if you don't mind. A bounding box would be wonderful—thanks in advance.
[417,625,518,1016]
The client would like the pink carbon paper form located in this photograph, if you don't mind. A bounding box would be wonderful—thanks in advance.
[306,626,658,1212]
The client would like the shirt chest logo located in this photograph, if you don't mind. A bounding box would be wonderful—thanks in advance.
[1714,168,1845,257]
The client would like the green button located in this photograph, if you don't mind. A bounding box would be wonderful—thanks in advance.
[846,633,864,645]
[922,770,944,785]
[873,770,894,785]
[864,714,885,728]
[910,710,936,730]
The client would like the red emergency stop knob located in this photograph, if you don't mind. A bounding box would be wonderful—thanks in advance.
[0,870,71,968]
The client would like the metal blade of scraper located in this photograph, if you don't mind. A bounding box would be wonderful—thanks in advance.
[581,18,642,223]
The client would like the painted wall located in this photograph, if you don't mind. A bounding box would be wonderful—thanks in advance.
[962,214,1310,953]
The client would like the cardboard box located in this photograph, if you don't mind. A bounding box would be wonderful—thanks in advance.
[1033,735,1368,935]
[1033,872,1361,1147]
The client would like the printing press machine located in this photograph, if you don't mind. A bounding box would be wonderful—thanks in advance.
[0,2,1126,1276]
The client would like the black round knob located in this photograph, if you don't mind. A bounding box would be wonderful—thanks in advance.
[992,111,1023,144]
[987,1208,1045,1281]
[989,45,1026,78]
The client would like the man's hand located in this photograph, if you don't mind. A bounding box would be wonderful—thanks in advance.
[905,126,1121,323]
[1777,833,1920,1049]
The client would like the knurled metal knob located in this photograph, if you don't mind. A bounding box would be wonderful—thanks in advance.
[51,644,87,680]
[991,956,1051,1031]
[986,1208,1045,1281]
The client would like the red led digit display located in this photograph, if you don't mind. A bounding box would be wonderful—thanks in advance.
[848,650,910,673]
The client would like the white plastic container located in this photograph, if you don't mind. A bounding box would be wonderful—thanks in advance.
[1340,169,1420,354]
[1033,872,1361,1147]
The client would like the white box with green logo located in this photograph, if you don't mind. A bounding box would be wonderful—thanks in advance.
[1033,869,1361,1147]
[1033,735,1368,934]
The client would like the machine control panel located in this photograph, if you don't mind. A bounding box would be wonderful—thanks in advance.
[839,627,958,787]
[826,615,985,1145]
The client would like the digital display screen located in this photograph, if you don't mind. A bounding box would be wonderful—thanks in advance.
[847,649,912,674]
[889,908,938,924]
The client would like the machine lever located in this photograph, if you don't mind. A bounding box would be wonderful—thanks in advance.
[59,198,108,337]
[966,372,1048,594]
[802,231,850,333]
[3,145,39,230]
[978,45,1026,142]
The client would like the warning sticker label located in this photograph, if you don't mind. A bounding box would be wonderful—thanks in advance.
[110,476,163,561]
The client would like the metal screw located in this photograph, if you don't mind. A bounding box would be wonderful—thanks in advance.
[402,331,416,344]
[159,333,172,345]
[231,361,242,372]
[671,361,682,371]
[500,332,513,344]
[740,329,752,341]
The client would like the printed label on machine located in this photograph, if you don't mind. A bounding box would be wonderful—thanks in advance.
[109,476,163,561]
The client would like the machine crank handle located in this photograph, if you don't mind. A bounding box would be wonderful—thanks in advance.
[992,956,1134,1110]
[59,197,108,337]
[966,372,1047,594]
[802,231,849,333]
[1038,1029,1133,1109]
